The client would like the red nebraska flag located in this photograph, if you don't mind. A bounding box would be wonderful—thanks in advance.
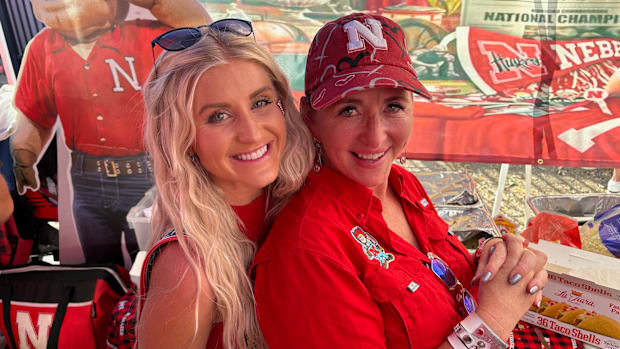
[407,98,620,167]
[456,26,620,95]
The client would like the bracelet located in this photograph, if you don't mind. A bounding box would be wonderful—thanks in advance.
[452,312,508,349]
[448,331,468,348]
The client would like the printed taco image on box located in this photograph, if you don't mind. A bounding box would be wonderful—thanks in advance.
[521,240,620,349]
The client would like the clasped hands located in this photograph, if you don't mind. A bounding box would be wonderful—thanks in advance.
[471,233,548,340]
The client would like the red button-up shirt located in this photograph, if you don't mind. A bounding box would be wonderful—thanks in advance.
[253,164,476,348]
[15,20,168,156]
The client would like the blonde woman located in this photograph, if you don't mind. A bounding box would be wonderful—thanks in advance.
[137,20,313,349]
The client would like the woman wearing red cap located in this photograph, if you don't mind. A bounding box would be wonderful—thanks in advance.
[253,13,548,349]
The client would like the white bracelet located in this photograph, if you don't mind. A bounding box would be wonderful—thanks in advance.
[448,331,468,348]
[452,312,508,349]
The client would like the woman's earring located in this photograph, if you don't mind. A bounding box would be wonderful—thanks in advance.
[313,138,323,172]
[277,99,284,114]
[399,154,407,164]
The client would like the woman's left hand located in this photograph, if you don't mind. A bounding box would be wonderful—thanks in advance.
[472,234,548,306]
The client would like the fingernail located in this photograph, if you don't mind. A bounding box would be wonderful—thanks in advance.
[470,275,479,286]
[510,274,522,285]
[482,271,492,283]
[490,245,496,254]
[529,286,539,294]
[536,299,541,308]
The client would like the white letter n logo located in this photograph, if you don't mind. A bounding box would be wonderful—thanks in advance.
[343,19,388,53]
[16,311,53,349]
[105,57,141,92]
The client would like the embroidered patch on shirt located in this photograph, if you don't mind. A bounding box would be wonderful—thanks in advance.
[420,198,429,207]
[350,226,395,269]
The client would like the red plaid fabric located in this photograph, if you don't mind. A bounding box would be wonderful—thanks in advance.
[107,285,138,349]
[510,321,584,349]
[0,216,32,267]
[0,218,11,266]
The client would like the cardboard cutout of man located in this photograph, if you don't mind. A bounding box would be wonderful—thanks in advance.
[11,0,210,265]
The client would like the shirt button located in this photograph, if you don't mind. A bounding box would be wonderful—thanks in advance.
[96,115,103,121]
[92,92,98,97]
[407,281,419,293]
[84,63,90,70]
[100,137,106,143]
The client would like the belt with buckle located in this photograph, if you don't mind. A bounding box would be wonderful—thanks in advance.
[71,153,152,177]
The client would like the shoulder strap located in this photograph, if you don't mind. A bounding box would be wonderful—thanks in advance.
[138,230,179,311]
[1,285,17,349]
[46,287,74,349]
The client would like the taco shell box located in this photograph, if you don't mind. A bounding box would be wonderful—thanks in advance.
[521,240,620,349]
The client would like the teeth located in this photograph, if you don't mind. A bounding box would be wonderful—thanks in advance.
[234,145,268,161]
[355,151,386,160]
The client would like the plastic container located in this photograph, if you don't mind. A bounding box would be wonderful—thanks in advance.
[130,251,147,286]
[416,171,482,207]
[126,187,156,251]
[527,194,620,224]
[436,206,500,249]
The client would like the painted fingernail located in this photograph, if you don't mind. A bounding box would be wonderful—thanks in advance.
[470,275,479,286]
[482,271,492,283]
[529,286,539,294]
[490,245,496,254]
[536,299,541,308]
[510,274,522,285]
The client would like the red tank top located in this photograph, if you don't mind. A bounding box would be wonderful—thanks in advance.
[140,192,267,349]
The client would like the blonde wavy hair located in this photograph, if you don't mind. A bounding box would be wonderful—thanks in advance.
[141,29,313,348]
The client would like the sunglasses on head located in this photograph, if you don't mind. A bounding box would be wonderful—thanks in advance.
[426,252,477,317]
[151,18,254,66]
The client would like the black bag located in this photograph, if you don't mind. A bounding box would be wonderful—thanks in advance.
[0,263,130,349]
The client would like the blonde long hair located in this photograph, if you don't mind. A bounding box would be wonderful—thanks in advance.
[141,29,313,348]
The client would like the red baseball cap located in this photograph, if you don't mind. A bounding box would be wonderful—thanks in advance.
[304,13,431,110]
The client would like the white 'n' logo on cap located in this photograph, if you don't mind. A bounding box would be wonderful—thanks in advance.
[343,19,388,53]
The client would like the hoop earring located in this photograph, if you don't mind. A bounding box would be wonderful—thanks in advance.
[313,138,323,172]
[399,154,407,164]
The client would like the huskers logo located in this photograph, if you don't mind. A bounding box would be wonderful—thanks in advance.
[351,226,394,268]
[15,311,54,349]
[478,41,547,84]
[104,57,141,92]
[343,19,388,53]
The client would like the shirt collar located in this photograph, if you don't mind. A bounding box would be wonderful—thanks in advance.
[307,164,447,252]
[307,164,425,218]
[47,24,118,55]
[47,29,69,53]
[388,164,426,210]
[389,165,448,242]
[306,165,375,219]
